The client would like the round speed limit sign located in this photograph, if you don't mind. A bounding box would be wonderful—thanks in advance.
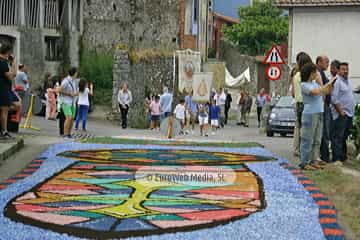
[266,65,282,81]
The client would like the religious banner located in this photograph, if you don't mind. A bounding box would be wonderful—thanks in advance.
[192,72,213,102]
[177,50,201,93]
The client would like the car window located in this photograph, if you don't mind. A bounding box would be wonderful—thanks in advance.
[275,97,293,108]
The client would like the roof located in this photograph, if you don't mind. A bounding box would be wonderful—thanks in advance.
[275,0,360,7]
[212,12,240,24]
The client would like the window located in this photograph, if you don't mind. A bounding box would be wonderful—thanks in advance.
[45,36,61,61]
[25,0,40,28]
[44,0,63,29]
[71,0,81,31]
[0,0,18,26]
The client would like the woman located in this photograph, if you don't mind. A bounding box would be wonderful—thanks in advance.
[117,82,132,129]
[292,52,313,156]
[75,79,93,131]
[255,88,266,128]
[299,63,332,170]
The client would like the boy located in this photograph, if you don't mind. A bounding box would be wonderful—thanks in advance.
[174,99,186,134]
[149,95,161,130]
[210,99,220,135]
[198,104,209,137]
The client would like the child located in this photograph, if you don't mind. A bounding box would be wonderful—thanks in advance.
[210,99,220,135]
[149,95,161,130]
[46,81,57,120]
[198,104,209,137]
[174,99,186,134]
[75,79,93,131]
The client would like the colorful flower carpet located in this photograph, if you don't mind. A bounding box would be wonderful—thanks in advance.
[0,141,344,240]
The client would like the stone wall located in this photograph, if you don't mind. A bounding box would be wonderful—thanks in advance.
[82,0,180,50]
[112,50,174,128]
[19,28,46,91]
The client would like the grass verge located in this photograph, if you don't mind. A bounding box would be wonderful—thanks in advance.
[306,166,360,239]
[82,137,263,148]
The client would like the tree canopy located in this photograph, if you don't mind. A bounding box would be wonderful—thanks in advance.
[223,0,288,56]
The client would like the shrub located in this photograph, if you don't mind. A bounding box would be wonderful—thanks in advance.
[353,105,360,153]
[80,49,113,106]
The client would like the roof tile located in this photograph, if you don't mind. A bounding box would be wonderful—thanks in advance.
[275,0,360,7]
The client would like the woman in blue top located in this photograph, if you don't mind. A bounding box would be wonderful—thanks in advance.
[300,63,333,170]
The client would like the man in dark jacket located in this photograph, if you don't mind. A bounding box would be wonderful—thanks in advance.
[224,89,232,125]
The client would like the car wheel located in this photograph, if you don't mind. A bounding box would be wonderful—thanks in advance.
[266,131,274,137]
[280,133,287,137]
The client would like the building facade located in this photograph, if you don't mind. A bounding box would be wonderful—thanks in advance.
[0,0,209,89]
[0,0,82,89]
[275,0,360,88]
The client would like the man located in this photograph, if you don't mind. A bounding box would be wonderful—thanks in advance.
[0,43,17,139]
[214,88,226,127]
[241,91,252,127]
[330,60,341,79]
[185,90,197,134]
[331,62,355,162]
[160,86,173,119]
[316,56,331,162]
[59,67,78,139]
[329,60,341,154]
[15,64,29,99]
[224,89,232,125]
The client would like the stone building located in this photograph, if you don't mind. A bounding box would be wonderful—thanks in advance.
[0,0,210,89]
[0,0,82,89]
[275,0,360,88]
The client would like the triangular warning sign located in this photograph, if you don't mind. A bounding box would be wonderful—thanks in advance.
[263,44,285,64]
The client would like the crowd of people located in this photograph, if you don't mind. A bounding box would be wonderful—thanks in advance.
[143,87,230,136]
[2,42,355,168]
[291,52,355,170]
[0,38,270,140]
[0,43,94,140]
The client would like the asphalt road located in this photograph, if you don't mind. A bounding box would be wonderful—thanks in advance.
[0,114,294,181]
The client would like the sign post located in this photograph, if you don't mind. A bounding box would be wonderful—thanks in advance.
[263,44,285,81]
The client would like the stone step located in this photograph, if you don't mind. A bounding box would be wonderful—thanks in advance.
[0,138,24,162]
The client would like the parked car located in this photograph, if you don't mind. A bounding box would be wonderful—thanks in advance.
[266,96,296,137]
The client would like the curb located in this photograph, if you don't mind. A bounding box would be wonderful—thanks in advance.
[0,138,24,162]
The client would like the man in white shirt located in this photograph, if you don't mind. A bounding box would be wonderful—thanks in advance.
[59,67,78,139]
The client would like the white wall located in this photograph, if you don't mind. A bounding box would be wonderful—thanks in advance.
[291,7,360,89]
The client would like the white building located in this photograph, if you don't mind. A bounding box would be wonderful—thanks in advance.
[275,0,360,88]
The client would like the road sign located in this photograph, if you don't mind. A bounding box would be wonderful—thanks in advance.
[264,44,285,65]
[266,65,282,81]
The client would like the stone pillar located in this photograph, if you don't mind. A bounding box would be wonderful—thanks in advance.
[19,0,25,26]
[39,0,44,28]
[112,50,131,114]
[198,0,208,62]
[179,0,185,49]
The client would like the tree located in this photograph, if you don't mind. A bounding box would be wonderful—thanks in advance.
[223,0,288,56]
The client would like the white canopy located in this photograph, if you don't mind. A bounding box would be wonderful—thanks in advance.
[225,67,250,88]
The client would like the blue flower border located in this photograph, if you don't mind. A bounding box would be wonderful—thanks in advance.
[0,143,344,240]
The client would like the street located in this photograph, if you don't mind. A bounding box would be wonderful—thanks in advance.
[0,113,293,182]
